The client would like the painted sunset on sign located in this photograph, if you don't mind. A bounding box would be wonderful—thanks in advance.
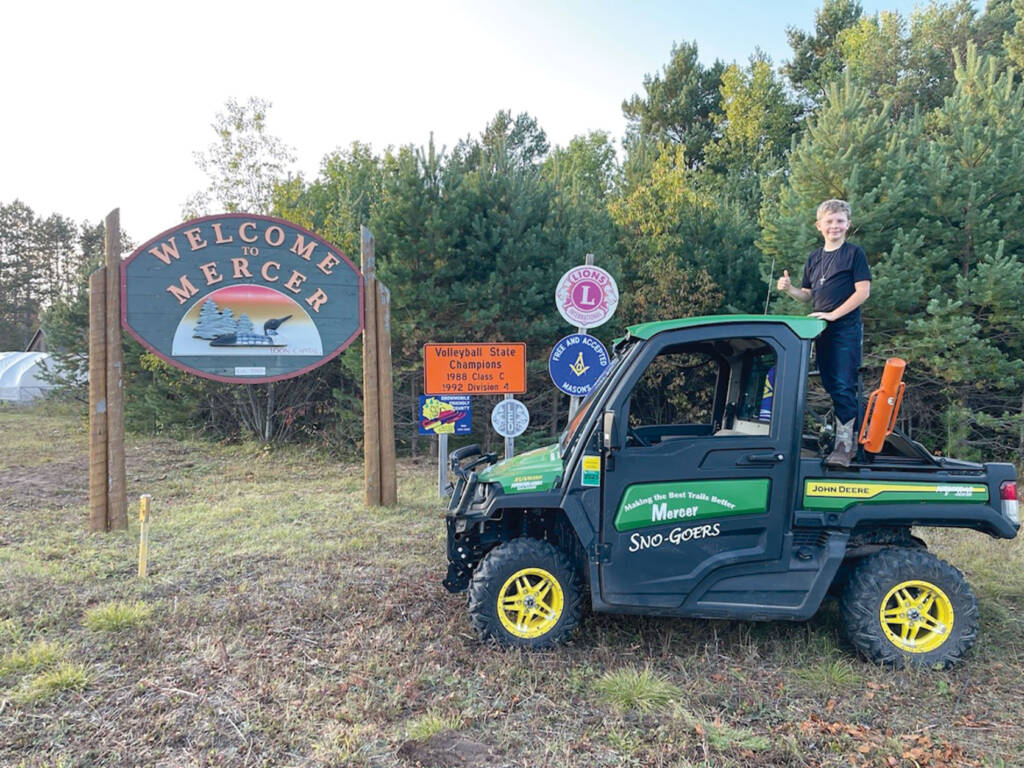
[171,284,323,357]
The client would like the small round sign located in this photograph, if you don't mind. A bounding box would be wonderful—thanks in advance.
[555,265,619,329]
[548,333,609,396]
[491,398,530,438]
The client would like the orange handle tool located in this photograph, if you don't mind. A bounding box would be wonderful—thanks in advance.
[858,357,907,453]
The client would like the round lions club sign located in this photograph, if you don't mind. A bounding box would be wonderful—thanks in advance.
[555,265,618,329]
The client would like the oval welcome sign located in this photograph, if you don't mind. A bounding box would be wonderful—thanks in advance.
[121,214,363,383]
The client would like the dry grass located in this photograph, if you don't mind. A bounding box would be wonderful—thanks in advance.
[1,403,1023,767]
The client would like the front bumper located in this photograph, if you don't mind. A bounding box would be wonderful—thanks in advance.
[444,444,499,592]
[447,443,498,516]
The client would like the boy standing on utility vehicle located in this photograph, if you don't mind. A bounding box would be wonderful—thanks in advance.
[777,199,871,467]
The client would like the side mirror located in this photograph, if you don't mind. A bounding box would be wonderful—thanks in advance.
[602,410,616,451]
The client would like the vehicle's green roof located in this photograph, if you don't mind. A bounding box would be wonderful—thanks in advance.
[626,314,827,341]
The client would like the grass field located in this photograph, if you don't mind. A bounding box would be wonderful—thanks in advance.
[1,404,1023,767]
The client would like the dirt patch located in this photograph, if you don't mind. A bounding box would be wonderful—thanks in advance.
[0,458,88,511]
[397,731,506,767]
[0,438,206,514]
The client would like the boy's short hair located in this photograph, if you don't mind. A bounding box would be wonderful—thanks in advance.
[817,199,851,220]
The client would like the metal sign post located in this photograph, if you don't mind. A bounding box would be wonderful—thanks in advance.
[555,254,618,420]
[438,432,448,498]
[569,254,593,420]
[504,394,515,459]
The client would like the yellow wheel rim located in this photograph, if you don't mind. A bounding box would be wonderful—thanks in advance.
[497,567,564,639]
[879,579,955,653]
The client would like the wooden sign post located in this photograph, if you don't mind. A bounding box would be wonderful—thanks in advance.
[88,209,128,532]
[105,210,128,530]
[88,268,108,532]
[361,226,397,507]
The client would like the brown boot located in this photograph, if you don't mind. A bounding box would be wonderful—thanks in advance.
[827,419,856,467]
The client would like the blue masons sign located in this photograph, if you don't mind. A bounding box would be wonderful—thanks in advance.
[548,333,609,396]
[121,214,363,384]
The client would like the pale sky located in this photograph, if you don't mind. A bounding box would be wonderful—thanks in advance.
[2,0,942,244]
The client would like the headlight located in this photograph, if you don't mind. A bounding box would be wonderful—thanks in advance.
[472,482,491,506]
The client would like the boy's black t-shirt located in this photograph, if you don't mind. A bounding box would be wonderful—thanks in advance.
[801,242,871,317]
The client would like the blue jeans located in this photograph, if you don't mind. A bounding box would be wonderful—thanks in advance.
[816,316,862,424]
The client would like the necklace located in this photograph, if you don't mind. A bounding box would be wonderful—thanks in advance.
[818,244,845,285]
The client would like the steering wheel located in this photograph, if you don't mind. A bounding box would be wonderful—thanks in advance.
[627,425,649,447]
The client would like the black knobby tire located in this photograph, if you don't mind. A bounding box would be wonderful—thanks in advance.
[468,537,583,649]
[840,547,978,668]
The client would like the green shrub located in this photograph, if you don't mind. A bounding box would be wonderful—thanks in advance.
[0,639,65,677]
[84,601,154,632]
[594,666,682,713]
[18,662,91,703]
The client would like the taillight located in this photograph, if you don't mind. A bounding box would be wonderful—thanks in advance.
[1000,481,1019,525]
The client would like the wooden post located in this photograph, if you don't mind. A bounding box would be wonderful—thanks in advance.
[376,282,397,506]
[138,494,151,577]
[361,226,381,507]
[88,269,108,533]
[104,209,128,530]
[410,377,418,459]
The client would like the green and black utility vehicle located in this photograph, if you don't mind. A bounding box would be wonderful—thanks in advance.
[444,315,1020,666]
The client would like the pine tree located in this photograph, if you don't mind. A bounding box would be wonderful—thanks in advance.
[37,221,107,397]
[784,0,864,106]
[212,306,236,337]
[764,48,1024,462]
[0,200,39,350]
[1007,0,1024,68]
[541,131,620,277]
[236,314,254,335]
[193,299,222,339]
[613,144,768,315]
[882,47,1024,459]
[621,41,726,169]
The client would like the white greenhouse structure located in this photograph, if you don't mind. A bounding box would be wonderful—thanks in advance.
[0,352,57,403]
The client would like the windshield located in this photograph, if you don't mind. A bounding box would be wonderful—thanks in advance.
[559,343,634,457]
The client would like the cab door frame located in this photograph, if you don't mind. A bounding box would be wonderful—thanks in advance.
[594,322,806,611]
